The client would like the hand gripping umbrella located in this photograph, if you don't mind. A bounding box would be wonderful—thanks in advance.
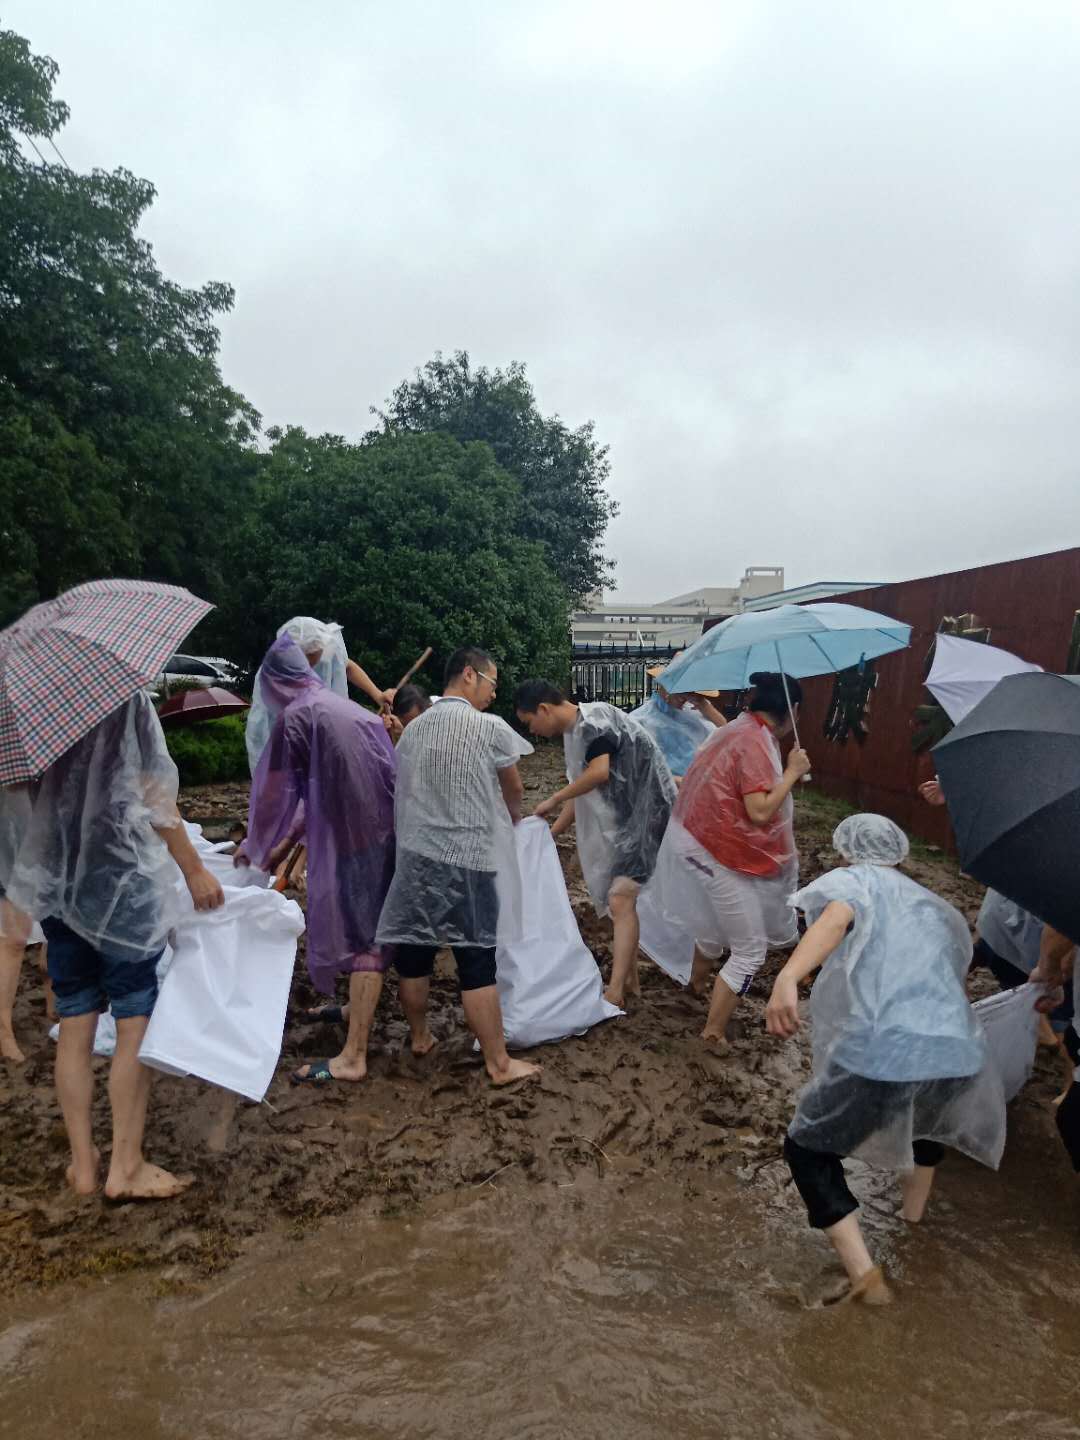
[933,672,1080,945]
[657,602,912,754]
[0,580,212,785]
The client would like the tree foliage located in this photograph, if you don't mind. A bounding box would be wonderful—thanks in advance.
[0,26,260,626]
[374,351,616,605]
[220,427,571,700]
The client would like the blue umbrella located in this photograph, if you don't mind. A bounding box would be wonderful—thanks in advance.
[657,602,912,750]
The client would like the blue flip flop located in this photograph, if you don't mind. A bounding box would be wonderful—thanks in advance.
[296,1005,346,1026]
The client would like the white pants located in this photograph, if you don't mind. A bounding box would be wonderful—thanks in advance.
[663,820,798,995]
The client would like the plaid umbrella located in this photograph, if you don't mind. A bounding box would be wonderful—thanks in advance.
[0,579,213,785]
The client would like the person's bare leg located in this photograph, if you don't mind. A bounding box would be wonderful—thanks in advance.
[55,1012,101,1193]
[689,947,713,998]
[0,937,25,1062]
[295,970,384,1082]
[398,975,438,1055]
[900,1165,936,1222]
[702,974,739,1049]
[205,1088,239,1154]
[823,1213,891,1303]
[461,985,540,1085]
[605,890,640,1007]
[104,1016,192,1199]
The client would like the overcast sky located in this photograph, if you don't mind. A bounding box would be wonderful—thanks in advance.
[12,1,1080,602]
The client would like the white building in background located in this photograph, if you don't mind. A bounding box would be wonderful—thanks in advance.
[572,570,883,648]
[572,567,785,648]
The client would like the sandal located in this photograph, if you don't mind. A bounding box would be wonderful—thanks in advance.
[289,1059,337,1086]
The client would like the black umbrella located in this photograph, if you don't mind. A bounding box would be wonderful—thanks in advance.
[933,672,1080,944]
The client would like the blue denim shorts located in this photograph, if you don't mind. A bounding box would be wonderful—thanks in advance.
[42,917,162,1021]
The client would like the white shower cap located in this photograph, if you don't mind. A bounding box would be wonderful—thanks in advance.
[278,616,342,658]
[832,813,910,866]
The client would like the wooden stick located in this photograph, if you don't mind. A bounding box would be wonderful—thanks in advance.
[273,843,306,893]
[395,646,433,692]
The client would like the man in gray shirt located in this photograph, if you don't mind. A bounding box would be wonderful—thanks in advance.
[377,647,541,1085]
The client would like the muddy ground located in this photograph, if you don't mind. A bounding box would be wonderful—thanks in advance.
[0,747,1068,1296]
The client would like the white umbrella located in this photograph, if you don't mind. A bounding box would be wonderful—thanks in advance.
[926,634,1041,725]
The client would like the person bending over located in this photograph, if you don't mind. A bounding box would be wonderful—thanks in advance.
[514,681,676,1008]
[767,814,1006,1306]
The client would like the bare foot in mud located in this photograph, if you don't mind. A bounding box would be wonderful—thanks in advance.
[487,1057,541,1086]
[701,1030,730,1056]
[0,1029,25,1064]
[104,1161,195,1201]
[410,1030,438,1058]
[604,985,631,1009]
[66,1146,102,1196]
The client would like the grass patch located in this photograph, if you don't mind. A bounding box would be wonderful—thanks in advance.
[165,715,249,785]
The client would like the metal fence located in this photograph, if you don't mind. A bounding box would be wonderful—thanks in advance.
[570,643,682,711]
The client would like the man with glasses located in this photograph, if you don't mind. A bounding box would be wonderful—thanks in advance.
[376,647,541,1085]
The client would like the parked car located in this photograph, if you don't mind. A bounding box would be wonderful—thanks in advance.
[151,654,244,698]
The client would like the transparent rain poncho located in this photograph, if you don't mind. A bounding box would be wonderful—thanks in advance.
[1,693,184,960]
[0,784,35,942]
[628,692,715,778]
[564,702,677,916]
[246,616,349,775]
[376,698,533,949]
[243,635,397,995]
[788,815,1006,1171]
[976,889,1044,975]
[647,711,799,963]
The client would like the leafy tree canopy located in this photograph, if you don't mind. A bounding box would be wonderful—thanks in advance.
[374,350,616,605]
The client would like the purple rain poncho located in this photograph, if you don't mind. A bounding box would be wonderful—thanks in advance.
[244,635,397,996]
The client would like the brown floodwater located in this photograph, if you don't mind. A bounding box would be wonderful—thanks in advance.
[3,1113,1079,1440]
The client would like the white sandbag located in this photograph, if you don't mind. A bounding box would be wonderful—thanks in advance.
[183,823,271,889]
[28,921,45,946]
[494,818,622,1047]
[637,886,695,986]
[972,986,1040,1102]
[139,886,304,1101]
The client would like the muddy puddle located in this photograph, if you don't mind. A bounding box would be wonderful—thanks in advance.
[3,1127,1080,1440]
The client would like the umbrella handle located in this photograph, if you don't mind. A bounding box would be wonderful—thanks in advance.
[776,650,812,784]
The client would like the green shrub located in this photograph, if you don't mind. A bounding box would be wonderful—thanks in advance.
[164,715,249,786]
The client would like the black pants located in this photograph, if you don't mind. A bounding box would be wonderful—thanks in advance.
[784,1133,945,1230]
[394,943,497,993]
[1058,1029,1080,1172]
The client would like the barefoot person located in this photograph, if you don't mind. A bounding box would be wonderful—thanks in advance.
[376,647,540,1086]
[246,615,395,774]
[766,814,1006,1305]
[514,681,676,1008]
[237,634,397,1086]
[649,672,808,1043]
[0,693,225,1197]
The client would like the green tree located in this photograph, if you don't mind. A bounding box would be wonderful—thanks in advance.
[221,427,571,698]
[374,350,616,605]
[0,27,260,626]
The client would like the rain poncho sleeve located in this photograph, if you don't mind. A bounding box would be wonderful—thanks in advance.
[976,889,1044,975]
[788,863,1006,1171]
[375,701,533,949]
[3,693,184,960]
[628,694,715,778]
[0,783,34,940]
[245,634,397,994]
[564,702,676,916]
[246,616,349,775]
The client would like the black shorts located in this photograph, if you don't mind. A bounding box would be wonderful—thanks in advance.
[394,944,497,992]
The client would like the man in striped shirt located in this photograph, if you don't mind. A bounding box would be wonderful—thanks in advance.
[376,648,541,1085]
